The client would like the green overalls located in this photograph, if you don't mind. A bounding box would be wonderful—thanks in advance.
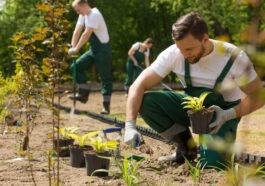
[124,45,145,92]
[71,33,112,99]
[140,55,241,169]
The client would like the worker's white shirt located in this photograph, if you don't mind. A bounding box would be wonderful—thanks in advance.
[77,8,109,43]
[132,42,150,57]
[151,39,257,102]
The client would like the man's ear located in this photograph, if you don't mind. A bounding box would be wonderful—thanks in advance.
[202,34,209,43]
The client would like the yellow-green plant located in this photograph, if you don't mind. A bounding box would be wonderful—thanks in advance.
[68,131,100,148]
[88,136,119,153]
[213,153,265,185]
[182,92,211,111]
[184,157,206,183]
[92,154,143,186]
[54,126,79,140]
[115,154,143,186]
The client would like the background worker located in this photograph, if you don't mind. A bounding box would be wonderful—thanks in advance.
[124,38,153,95]
[123,12,265,168]
[68,0,112,114]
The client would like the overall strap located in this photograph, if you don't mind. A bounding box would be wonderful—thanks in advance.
[184,59,192,87]
[213,49,240,89]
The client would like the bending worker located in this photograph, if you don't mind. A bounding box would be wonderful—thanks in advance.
[124,38,153,95]
[124,12,265,168]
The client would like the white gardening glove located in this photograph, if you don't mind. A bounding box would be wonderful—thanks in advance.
[124,120,143,147]
[209,105,237,134]
[133,60,139,67]
[68,47,78,55]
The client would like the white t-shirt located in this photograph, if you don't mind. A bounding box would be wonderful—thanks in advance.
[151,39,257,102]
[77,8,109,43]
[132,42,150,57]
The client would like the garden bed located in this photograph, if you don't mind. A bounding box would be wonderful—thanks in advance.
[0,92,265,185]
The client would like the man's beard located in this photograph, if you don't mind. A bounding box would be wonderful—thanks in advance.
[186,45,205,64]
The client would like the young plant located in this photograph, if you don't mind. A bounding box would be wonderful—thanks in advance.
[184,157,206,183]
[88,136,119,153]
[182,92,211,111]
[213,153,265,186]
[114,155,143,186]
[68,131,100,148]
[54,126,79,140]
[92,154,143,186]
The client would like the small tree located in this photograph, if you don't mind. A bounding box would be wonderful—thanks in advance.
[36,1,70,185]
[9,28,47,186]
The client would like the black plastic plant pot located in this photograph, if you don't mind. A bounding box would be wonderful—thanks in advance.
[187,108,214,134]
[56,147,70,157]
[53,138,74,157]
[53,138,74,148]
[84,151,110,177]
[69,145,93,168]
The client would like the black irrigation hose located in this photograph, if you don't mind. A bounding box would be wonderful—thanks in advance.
[53,103,265,164]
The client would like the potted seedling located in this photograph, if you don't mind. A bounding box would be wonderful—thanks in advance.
[182,92,214,134]
[53,127,79,157]
[68,131,100,168]
[84,136,119,177]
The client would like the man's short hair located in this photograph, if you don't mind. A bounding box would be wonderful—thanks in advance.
[172,12,208,41]
[144,38,153,44]
[72,0,87,7]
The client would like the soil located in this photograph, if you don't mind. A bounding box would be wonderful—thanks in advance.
[0,91,265,186]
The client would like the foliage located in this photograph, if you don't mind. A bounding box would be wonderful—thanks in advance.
[68,131,100,148]
[88,136,119,153]
[114,154,143,186]
[9,28,45,153]
[1,0,265,81]
[184,157,206,183]
[54,126,79,140]
[182,92,211,111]
[216,154,265,186]
[0,75,18,124]
[92,154,143,186]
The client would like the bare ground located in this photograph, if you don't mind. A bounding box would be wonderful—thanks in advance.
[0,91,265,186]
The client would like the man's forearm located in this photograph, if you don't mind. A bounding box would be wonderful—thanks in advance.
[71,29,82,47]
[75,32,91,50]
[235,91,265,117]
[126,83,145,121]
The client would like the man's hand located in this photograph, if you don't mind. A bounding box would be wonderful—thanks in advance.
[209,105,237,134]
[68,48,78,55]
[124,120,143,147]
[133,60,140,67]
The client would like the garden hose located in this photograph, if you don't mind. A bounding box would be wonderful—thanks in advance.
[53,103,265,165]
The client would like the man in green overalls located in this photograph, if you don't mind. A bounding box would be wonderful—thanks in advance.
[124,38,153,95]
[68,0,112,114]
[124,12,265,168]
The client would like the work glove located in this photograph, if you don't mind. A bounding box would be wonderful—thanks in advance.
[124,120,143,147]
[209,105,237,134]
[68,47,78,55]
[133,60,140,67]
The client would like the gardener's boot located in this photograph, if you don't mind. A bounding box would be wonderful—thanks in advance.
[158,129,197,164]
[100,101,110,115]
[69,85,90,104]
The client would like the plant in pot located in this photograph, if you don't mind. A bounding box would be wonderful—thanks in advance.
[68,131,100,168]
[53,127,79,157]
[182,92,214,134]
[84,136,119,177]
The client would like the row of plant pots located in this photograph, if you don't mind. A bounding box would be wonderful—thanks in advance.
[53,127,119,177]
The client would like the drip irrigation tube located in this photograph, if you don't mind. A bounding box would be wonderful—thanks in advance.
[53,103,265,164]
